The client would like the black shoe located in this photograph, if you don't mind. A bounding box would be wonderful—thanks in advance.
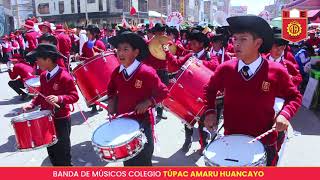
[157,115,167,120]
[19,94,28,101]
[181,137,193,152]
[90,106,98,114]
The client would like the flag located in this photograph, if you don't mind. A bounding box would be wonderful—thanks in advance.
[122,16,131,29]
[130,6,137,16]
[149,18,154,29]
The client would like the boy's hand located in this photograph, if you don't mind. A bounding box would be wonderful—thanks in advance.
[135,99,152,114]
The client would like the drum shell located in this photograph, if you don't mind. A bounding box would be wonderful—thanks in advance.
[73,53,119,106]
[24,77,40,96]
[11,111,57,151]
[163,59,214,127]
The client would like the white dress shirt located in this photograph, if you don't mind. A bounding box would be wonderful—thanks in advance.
[46,65,59,80]
[119,59,140,76]
[238,56,263,77]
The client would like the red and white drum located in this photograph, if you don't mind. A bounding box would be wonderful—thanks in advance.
[24,76,40,96]
[73,52,119,106]
[163,57,214,127]
[204,135,267,166]
[11,110,57,151]
[92,118,147,162]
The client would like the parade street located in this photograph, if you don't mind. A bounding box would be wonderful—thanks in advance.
[1,64,320,167]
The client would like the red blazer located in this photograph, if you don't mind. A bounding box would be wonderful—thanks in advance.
[204,59,302,146]
[81,40,106,60]
[25,30,40,52]
[31,67,79,119]
[56,32,72,57]
[8,62,34,82]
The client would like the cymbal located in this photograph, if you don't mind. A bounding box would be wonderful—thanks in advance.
[149,35,177,60]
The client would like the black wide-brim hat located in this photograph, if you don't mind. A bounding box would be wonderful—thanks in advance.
[109,31,149,61]
[187,29,209,47]
[272,27,289,46]
[227,15,274,53]
[152,23,166,32]
[26,43,66,59]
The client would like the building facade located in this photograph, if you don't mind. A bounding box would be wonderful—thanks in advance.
[0,0,14,36]
[34,0,148,27]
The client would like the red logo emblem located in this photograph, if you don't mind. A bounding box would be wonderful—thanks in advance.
[282,9,308,43]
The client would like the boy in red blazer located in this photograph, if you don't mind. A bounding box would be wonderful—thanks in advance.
[108,31,168,166]
[204,16,302,166]
[23,44,79,166]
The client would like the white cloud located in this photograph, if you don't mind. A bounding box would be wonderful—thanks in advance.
[230,0,274,15]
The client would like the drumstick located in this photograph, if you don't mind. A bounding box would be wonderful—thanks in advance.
[248,127,276,144]
[94,101,108,110]
[110,107,152,120]
[26,85,60,109]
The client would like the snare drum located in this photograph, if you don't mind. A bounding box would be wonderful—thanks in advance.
[92,118,147,162]
[204,135,267,166]
[11,110,57,151]
[24,76,40,96]
[73,52,119,106]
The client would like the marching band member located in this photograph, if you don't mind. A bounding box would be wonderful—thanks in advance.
[203,16,302,166]
[55,24,72,66]
[38,21,53,34]
[166,27,189,57]
[23,44,79,166]
[209,29,231,64]
[38,33,66,68]
[107,31,168,166]
[80,25,106,61]
[22,20,40,54]
[1,35,12,63]
[76,26,88,55]
[8,57,33,101]
[265,27,302,87]
[144,23,169,121]
[164,29,219,152]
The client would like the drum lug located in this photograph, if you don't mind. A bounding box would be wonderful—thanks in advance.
[83,66,88,71]
[196,97,204,103]
[95,89,100,95]
[126,144,133,156]
[169,97,174,102]
[178,83,183,89]
[27,121,31,127]
[103,57,107,62]
[31,141,35,148]
[187,69,193,76]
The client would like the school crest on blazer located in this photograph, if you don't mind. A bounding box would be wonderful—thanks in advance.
[261,81,270,92]
[53,83,59,90]
[135,80,143,88]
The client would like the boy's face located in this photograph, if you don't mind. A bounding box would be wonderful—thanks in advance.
[212,40,223,51]
[36,57,51,70]
[41,27,50,33]
[116,42,139,67]
[233,32,262,61]
[270,44,285,58]
[189,39,204,52]
[40,40,51,44]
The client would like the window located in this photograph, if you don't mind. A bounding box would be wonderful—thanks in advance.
[99,0,103,11]
[59,1,64,14]
[87,0,96,3]
[38,3,50,14]
[71,0,75,13]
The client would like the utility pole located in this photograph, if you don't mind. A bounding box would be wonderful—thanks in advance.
[85,0,89,24]
[15,0,20,28]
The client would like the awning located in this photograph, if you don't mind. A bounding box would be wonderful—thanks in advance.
[282,0,320,10]
[148,11,167,18]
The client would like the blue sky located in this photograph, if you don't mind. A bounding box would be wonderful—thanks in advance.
[230,0,275,15]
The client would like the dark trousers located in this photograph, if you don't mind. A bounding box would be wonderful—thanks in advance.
[1,52,11,63]
[47,117,72,166]
[265,143,279,166]
[156,69,169,117]
[8,80,26,95]
[123,122,154,166]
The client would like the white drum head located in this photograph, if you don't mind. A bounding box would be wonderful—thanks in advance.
[204,135,266,166]
[92,118,140,147]
[25,77,40,87]
[12,110,51,122]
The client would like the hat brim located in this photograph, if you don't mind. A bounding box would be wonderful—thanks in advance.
[23,24,33,29]
[39,24,52,33]
[227,16,273,53]
[27,49,66,60]
[109,32,149,60]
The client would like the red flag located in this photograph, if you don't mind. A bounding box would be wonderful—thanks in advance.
[149,18,154,28]
[130,6,137,16]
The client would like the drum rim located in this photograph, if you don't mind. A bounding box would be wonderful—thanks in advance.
[25,77,40,87]
[91,118,142,148]
[11,110,52,122]
[203,134,267,166]
[93,133,147,163]
[15,137,58,152]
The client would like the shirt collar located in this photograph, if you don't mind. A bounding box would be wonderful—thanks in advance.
[211,48,222,56]
[238,56,263,75]
[269,51,284,63]
[195,49,205,58]
[46,65,59,77]
[119,59,140,76]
